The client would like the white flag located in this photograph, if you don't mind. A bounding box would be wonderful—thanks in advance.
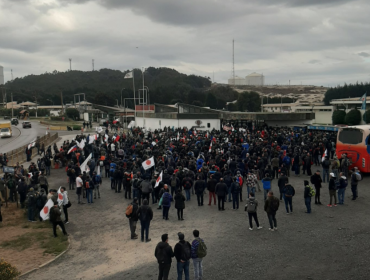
[97,126,103,133]
[152,141,156,146]
[104,134,109,142]
[321,149,327,162]
[80,153,92,173]
[209,142,212,153]
[155,171,163,188]
[57,187,64,207]
[124,71,133,79]
[40,199,54,220]
[142,156,155,170]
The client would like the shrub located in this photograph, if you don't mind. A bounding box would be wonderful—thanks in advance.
[345,109,361,125]
[72,125,81,130]
[363,110,370,123]
[0,259,21,280]
[332,110,346,125]
[65,108,80,120]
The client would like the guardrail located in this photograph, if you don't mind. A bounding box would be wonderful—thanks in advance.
[6,132,59,166]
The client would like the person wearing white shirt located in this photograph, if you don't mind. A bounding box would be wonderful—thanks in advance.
[76,175,84,204]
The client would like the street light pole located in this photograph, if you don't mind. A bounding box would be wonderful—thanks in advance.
[33,95,37,118]
[11,93,13,118]
[121,88,125,107]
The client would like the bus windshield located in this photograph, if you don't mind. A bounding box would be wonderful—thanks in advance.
[338,129,363,144]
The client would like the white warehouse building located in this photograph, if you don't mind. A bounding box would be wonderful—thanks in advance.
[0,65,4,85]
[228,72,265,86]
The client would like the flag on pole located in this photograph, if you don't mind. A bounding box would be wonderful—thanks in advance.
[80,153,92,173]
[97,126,103,133]
[67,145,78,154]
[40,199,54,220]
[113,118,119,124]
[360,92,367,110]
[155,171,163,188]
[209,142,212,153]
[321,149,327,162]
[142,156,155,170]
[124,71,133,79]
[78,139,85,149]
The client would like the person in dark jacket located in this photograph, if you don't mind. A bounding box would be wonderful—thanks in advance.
[17,177,28,208]
[174,232,191,280]
[50,201,68,237]
[303,180,311,213]
[230,177,240,210]
[194,176,206,206]
[277,172,288,201]
[161,187,172,220]
[137,199,153,242]
[282,182,295,214]
[155,233,174,280]
[207,175,217,206]
[174,190,186,220]
[328,173,337,207]
[215,178,227,211]
[264,191,279,231]
[310,170,322,204]
[129,198,139,239]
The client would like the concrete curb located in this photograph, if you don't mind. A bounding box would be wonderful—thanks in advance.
[20,235,71,278]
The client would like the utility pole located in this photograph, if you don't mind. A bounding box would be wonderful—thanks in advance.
[11,92,13,118]
[11,69,13,81]
[69,58,72,71]
[92,59,94,71]
[232,39,235,86]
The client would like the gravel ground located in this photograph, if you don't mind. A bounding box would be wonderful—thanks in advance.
[22,166,370,280]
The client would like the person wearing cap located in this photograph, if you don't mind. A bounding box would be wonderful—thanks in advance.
[328,172,337,207]
[154,233,174,280]
[174,232,192,280]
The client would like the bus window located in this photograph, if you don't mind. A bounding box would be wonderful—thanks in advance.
[339,129,363,144]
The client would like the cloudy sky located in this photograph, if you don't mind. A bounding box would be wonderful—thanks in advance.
[1,0,370,86]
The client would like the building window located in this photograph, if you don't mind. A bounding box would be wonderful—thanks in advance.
[207,123,210,128]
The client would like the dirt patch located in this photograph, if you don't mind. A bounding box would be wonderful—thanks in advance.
[0,203,68,273]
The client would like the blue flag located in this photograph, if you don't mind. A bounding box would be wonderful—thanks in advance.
[360,92,367,110]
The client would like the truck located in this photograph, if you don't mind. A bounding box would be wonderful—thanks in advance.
[0,121,12,138]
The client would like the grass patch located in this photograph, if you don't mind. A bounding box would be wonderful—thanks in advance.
[0,230,68,255]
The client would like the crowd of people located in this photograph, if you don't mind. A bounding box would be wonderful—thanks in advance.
[0,122,365,280]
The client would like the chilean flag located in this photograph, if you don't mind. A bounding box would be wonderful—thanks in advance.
[113,135,120,143]
[155,171,163,188]
[67,145,78,154]
[113,118,119,124]
[209,142,212,153]
[142,156,155,170]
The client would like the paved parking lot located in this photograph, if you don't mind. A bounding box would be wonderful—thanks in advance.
[23,166,370,280]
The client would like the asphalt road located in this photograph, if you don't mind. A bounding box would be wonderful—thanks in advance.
[20,163,370,280]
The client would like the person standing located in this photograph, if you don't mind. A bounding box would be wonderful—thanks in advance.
[264,191,279,231]
[262,173,272,201]
[338,172,348,204]
[245,193,262,230]
[282,181,295,214]
[194,176,206,206]
[155,233,174,280]
[127,198,139,239]
[271,154,280,179]
[49,201,68,237]
[322,156,330,183]
[86,176,94,204]
[350,167,361,200]
[76,174,84,204]
[137,199,153,242]
[175,190,186,221]
[92,171,102,199]
[310,170,322,205]
[161,188,172,220]
[60,187,70,224]
[277,172,288,201]
[328,173,337,207]
[215,178,227,211]
[230,177,241,210]
[207,175,217,206]
[303,180,312,213]
[174,232,191,280]
[191,229,207,280]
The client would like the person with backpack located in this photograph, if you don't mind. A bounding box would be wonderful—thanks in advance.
[174,232,192,280]
[92,171,102,199]
[126,198,139,239]
[230,177,241,210]
[194,176,206,206]
[170,173,180,198]
[137,199,153,242]
[175,190,186,220]
[85,176,94,204]
[155,233,174,280]
[310,170,322,205]
[38,172,49,193]
[303,180,312,213]
[350,167,361,200]
[49,201,68,237]
[161,187,172,220]
[245,192,262,230]
[283,154,291,177]
[76,174,85,204]
[282,181,295,214]
[322,156,331,183]
[182,176,193,201]
[328,173,337,207]
[338,172,348,204]
[264,191,279,231]
[191,229,207,280]
[261,173,272,201]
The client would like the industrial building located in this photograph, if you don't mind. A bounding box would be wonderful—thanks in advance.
[228,72,265,86]
[0,65,4,85]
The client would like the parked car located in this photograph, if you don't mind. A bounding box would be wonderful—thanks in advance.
[3,116,10,120]
[22,121,32,128]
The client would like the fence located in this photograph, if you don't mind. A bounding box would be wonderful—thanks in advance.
[7,133,59,166]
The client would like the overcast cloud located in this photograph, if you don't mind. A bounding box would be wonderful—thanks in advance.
[1,0,370,87]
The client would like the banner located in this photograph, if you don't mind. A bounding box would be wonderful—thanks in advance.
[40,199,54,220]
[80,153,92,173]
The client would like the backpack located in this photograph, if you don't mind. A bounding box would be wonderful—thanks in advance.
[196,238,207,258]
[95,174,102,184]
[39,176,47,185]
[270,198,279,212]
[340,178,348,188]
[126,204,133,218]
[246,199,257,213]
[310,175,315,185]
[171,175,177,187]
[284,157,291,165]
[85,181,90,189]
[355,172,362,181]
[181,242,191,261]
[285,186,295,197]
[334,180,340,190]
[162,193,170,206]
[7,180,14,189]
[156,246,167,264]
[308,185,316,197]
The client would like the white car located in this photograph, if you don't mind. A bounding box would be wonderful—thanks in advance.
[0,127,12,138]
